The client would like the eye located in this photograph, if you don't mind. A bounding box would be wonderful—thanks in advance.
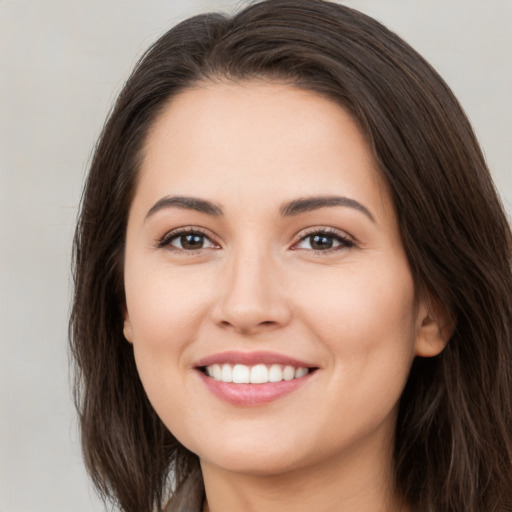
[293,229,355,252]
[159,229,218,251]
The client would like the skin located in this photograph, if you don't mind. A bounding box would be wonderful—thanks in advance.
[123,81,448,512]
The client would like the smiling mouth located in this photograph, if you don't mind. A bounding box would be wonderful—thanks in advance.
[199,363,317,384]
[195,353,319,405]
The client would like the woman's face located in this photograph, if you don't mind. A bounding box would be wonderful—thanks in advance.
[123,81,443,477]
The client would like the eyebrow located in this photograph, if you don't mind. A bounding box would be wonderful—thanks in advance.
[145,196,223,219]
[145,194,375,222]
[280,195,375,222]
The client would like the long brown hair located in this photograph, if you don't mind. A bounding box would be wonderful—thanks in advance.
[70,1,512,511]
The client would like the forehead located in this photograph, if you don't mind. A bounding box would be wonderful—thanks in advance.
[136,80,392,220]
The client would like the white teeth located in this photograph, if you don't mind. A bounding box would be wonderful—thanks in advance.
[250,364,268,384]
[232,364,250,383]
[221,364,233,383]
[205,363,310,384]
[295,367,308,378]
[282,365,295,381]
[268,364,283,382]
[212,364,222,381]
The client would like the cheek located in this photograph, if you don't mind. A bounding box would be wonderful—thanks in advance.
[296,259,418,379]
[124,262,213,349]
[294,263,417,442]
[123,263,212,409]
[308,256,414,326]
[123,267,206,433]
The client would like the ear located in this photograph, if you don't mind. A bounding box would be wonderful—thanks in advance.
[123,311,134,343]
[414,293,454,357]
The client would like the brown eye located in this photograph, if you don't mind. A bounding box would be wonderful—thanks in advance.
[310,234,335,250]
[177,234,205,250]
[161,231,217,251]
[294,230,354,252]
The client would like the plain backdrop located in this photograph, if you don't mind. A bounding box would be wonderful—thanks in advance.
[0,1,510,511]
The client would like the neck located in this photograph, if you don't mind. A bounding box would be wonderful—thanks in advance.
[200,436,408,512]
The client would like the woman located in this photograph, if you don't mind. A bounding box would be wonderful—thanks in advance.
[69,1,512,511]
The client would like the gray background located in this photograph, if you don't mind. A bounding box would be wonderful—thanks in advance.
[1,1,510,511]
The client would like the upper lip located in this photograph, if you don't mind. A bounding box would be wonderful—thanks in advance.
[194,350,317,369]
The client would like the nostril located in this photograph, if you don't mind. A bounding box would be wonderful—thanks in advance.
[217,319,277,332]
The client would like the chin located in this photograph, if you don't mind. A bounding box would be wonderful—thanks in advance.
[184,428,313,476]
[199,448,305,477]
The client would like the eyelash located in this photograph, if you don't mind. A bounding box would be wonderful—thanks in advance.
[157,227,355,254]
[292,227,355,253]
[157,227,218,251]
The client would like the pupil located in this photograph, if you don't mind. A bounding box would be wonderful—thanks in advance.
[182,234,203,249]
[311,234,333,250]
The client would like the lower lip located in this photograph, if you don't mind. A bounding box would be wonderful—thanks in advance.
[197,370,313,406]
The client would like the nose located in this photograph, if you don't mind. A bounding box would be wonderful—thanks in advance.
[211,249,292,335]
